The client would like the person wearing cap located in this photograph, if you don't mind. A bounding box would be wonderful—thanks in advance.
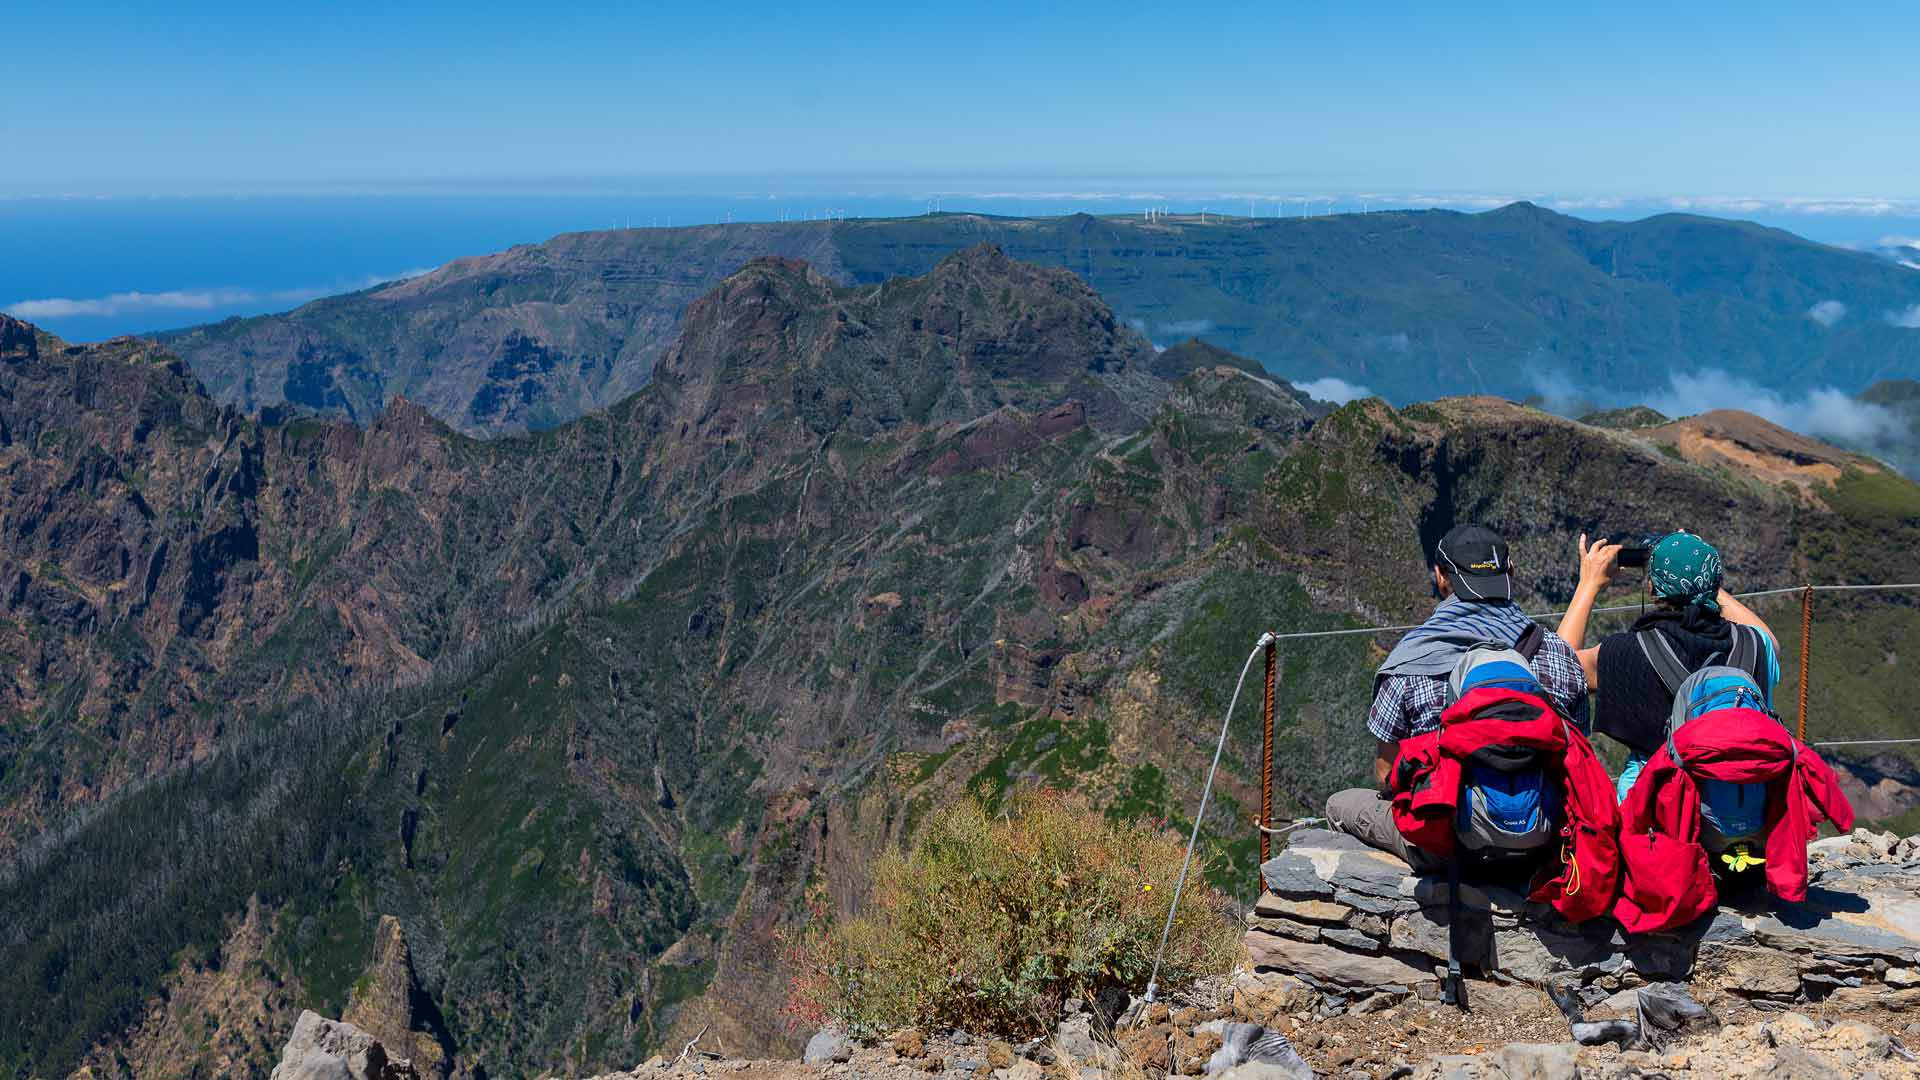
[1558,531,1781,800]
[1324,525,1591,868]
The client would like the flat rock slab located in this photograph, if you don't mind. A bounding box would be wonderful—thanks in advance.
[1245,829,1920,1001]
[1252,894,1353,925]
[1245,931,1436,988]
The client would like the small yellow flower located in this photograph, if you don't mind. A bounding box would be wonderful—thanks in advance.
[1141,884,1153,892]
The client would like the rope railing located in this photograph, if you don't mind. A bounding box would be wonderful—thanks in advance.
[1799,584,1814,744]
[1143,580,1920,999]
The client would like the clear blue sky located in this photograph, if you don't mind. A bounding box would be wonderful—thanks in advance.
[5,1,1917,198]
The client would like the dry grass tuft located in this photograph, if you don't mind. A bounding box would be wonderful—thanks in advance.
[785,790,1238,1040]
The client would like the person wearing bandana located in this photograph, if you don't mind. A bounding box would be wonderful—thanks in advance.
[1557,531,1781,800]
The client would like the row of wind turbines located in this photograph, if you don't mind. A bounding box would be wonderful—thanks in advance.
[1143,197,1380,222]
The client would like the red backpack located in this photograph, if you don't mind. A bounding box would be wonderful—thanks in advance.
[1389,684,1621,1007]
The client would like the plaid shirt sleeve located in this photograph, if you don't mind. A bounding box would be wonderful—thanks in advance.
[1367,676,1408,744]
[1368,674,1450,744]
[1531,632,1593,734]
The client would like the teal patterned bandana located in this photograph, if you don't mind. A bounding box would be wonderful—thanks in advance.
[1650,532,1723,612]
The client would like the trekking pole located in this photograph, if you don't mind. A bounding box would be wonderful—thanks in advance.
[1259,639,1277,865]
[1798,583,1813,744]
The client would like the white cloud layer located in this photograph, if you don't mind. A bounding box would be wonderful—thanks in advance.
[1807,299,1847,327]
[1661,195,1919,217]
[4,268,435,322]
[1297,376,1373,405]
[1645,370,1902,443]
[1889,304,1920,329]
[9,287,268,319]
[1528,366,1903,445]
[1157,318,1215,337]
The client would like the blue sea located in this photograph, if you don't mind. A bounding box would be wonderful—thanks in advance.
[6,184,1918,343]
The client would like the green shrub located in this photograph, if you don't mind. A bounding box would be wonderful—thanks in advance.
[1827,466,1920,523]
[786,790,1238,1038]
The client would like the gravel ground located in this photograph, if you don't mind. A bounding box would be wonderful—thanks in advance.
[582,976,1920,1080]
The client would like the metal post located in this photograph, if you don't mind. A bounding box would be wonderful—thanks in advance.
[1798,584,1813,744]
[1259,639,1277,865]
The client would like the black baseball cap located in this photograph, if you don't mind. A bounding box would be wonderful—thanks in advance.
[1434,524,1513,602]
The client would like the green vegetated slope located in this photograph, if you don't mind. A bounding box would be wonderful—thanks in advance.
[159,205,1920,435]
[6,250,1920,1079]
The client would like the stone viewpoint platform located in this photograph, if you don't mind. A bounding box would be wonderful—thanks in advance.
[1244,828,1920,1009]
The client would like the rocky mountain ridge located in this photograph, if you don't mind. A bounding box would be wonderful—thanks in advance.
[157,205,1920,435]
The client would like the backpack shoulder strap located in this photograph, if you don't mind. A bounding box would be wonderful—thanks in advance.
[1635,629,1694,695]
[1514,622,1546,662]
[1727,625,1762,680]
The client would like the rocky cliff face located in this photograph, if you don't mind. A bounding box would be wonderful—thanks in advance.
[0,312,631,849]
[71,898,301,1080]
[9,248,1920,1080]
[158,223,854,433]
[343,918,453,1080]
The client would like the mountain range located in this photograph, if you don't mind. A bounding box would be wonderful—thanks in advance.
[6,242,1920,1079]
[157,204,1920,436]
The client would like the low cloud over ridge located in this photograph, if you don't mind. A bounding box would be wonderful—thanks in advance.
[1530,366,1903,446]
[1647,370,1903,443]
[1807,299,1847,327]
[1297,376,1373,405]
[5,268,435,322]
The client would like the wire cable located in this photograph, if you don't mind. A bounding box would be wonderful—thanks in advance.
[1253,816,1326,836]
[1810,738,1920,747]
[1263,583,1920,643]
[1144,631,1272,1005]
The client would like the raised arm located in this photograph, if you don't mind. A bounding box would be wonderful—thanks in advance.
[1557,533,1622,651]
[1716,587,1776,642]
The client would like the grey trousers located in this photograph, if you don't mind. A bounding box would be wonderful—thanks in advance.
[1324,787,1442,872]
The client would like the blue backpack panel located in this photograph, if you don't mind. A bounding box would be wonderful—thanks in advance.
[1447,631,1560,853]
[1641,625,1780,852]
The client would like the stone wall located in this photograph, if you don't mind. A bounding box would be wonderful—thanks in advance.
[1244,829,1920,1010]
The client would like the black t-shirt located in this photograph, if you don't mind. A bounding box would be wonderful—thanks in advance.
[1594,607,1763,754]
